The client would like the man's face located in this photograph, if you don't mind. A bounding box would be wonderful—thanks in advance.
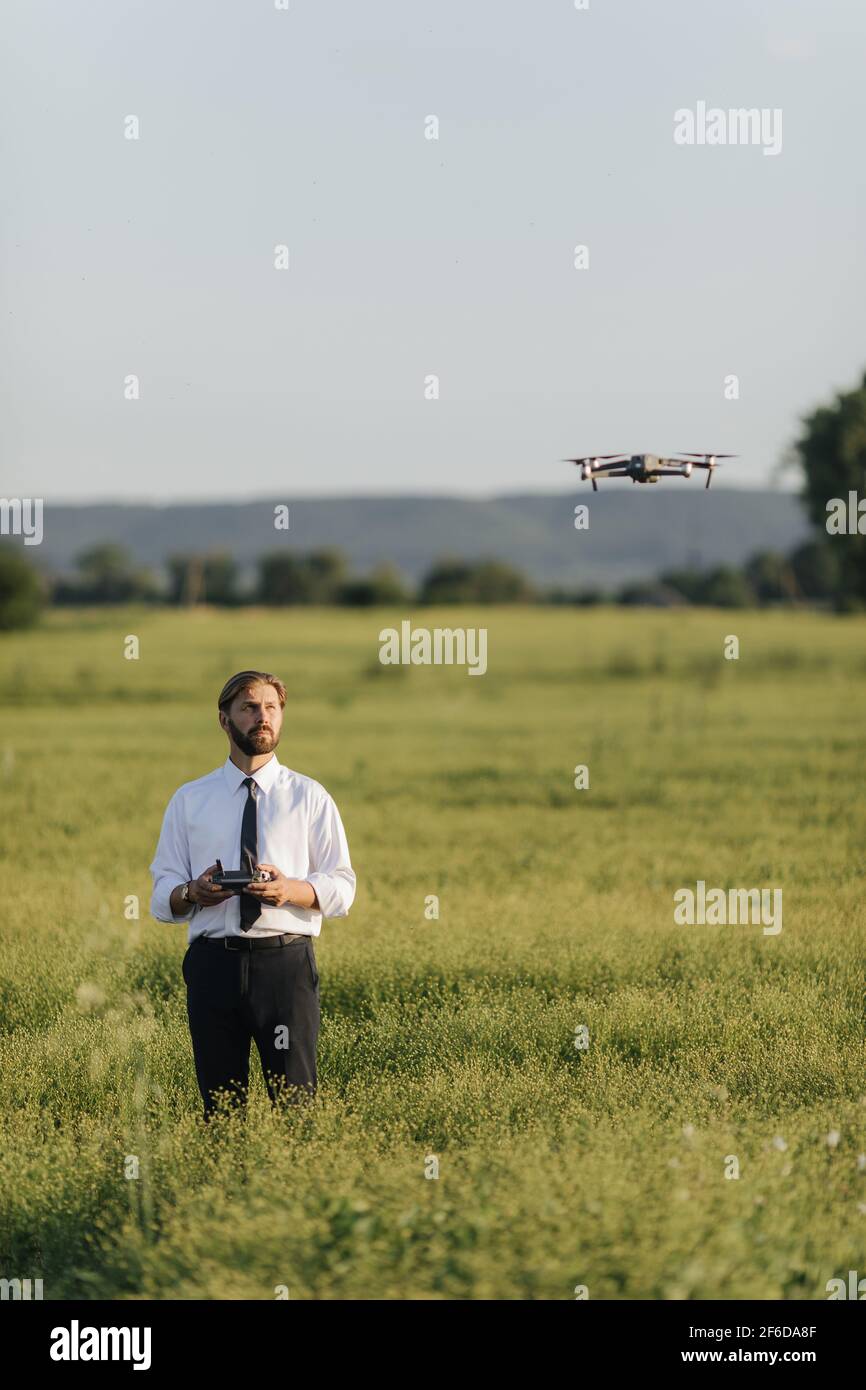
[221,683,283,757]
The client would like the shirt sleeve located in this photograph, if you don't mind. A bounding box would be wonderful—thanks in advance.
[149,789,196,924]
[306,788,356,919]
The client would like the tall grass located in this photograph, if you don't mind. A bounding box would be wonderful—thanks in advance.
[0,607,864,1298]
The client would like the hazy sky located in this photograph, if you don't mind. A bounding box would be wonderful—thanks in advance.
[2,0,864,500]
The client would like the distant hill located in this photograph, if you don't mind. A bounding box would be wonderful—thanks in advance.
[15,490,810,591]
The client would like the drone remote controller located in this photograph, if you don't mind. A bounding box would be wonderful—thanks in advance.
[211,858,273,892]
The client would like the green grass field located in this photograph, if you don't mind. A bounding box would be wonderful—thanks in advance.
[1,605,865,1300]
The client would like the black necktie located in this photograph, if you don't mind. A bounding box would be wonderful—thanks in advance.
[239,777,261,931]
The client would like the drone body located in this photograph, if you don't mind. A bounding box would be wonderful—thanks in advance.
[564,452,738,490]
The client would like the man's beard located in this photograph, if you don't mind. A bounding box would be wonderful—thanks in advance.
[226,717,280,757]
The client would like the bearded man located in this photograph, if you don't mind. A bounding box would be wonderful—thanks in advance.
[149,670,356,1119]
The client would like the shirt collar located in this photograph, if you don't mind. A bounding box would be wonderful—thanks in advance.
[222,754,282,795]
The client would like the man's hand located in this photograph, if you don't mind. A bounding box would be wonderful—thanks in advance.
[187,863,229,907]
[245,864,319,910]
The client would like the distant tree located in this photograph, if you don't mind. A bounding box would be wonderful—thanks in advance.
[0,548,43,629]
[202,553,238,605]
[471,560,536,603]
[419,557,534,604]
[794,369,866,603]
[167,555,202,605]
[701,567,754,607]
[305,549,347,600]
[256,554,309,605]
[71,544,143,603]
[167,553,238,605]
[417,560,474,604]
[660,568,709,604]
[257,548,347,605]
[617,581,687,607]
[742,551,797,604]
[546,587,606,605]
[789,540,840,601]
[338,564,410,606]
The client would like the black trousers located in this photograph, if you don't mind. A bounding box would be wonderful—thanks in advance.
[182,933,320,1119]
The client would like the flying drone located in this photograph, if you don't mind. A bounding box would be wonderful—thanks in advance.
[564,452,738,490]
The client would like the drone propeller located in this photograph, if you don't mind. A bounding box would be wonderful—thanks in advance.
[675,452,738,459]
[562,454,629,463]
[675,453,737,488]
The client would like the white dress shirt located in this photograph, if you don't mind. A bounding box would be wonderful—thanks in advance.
[149,754,356,940]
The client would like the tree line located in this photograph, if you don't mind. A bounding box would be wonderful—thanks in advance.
[0,534,846,625]
[1,368,865,628]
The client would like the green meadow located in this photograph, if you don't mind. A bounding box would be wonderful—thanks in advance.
[0,605,865,1300]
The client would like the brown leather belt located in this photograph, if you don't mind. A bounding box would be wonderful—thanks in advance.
[196,932,310,951]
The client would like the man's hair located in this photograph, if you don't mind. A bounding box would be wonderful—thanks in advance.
[218,670,287,714]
